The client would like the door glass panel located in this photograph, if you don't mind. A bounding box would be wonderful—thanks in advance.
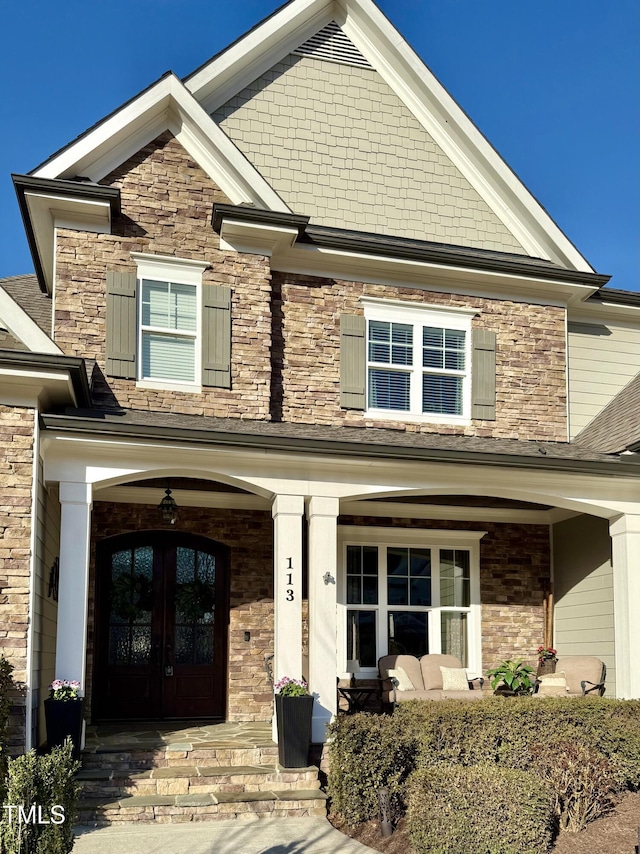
[108,546,153,665]
[174,548,216,664]
[388,611,428,657]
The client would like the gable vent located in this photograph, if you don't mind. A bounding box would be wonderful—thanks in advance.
[294,21,373,69]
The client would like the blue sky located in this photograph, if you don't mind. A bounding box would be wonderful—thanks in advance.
[1,0,638,290]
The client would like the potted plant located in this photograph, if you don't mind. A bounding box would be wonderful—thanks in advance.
[44,679,83,760]
[536,646,557,677]
[487,659,535,696]
[274,676,314,768]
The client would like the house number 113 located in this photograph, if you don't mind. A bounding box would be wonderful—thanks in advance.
[285,557,294,601]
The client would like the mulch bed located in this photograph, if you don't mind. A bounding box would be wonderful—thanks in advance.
[330,791,640,853]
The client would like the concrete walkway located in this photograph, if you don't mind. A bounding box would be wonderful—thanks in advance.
[73,817,376,853]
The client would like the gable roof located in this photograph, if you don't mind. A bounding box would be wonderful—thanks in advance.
[186,0,597,272]
[28,0,598,278]
[574,371,640,454]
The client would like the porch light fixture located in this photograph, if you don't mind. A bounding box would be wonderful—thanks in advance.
[158,487,178,525]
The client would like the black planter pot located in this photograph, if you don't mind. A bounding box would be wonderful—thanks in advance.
[44,698,84,760]
[275,694,314,768]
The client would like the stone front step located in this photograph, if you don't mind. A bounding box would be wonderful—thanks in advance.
[80,743,279,771]
[76,789,328,825]
[77,764,320,798]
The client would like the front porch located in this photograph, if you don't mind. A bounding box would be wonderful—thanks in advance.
[29,420,640,760]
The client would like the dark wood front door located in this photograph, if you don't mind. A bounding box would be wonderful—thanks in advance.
[94,532,229,721]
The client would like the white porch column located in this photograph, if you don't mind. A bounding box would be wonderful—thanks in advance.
[272,495,305,687]
[55,481,92,691]
[307,496,340,744]
[610,513,640,699]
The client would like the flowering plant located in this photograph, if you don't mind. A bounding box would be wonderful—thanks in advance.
[49,679,81,701]
[537,646,557,663]
[274,677,310,697]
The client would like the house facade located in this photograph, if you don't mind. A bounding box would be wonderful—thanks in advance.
[1,0,639,754]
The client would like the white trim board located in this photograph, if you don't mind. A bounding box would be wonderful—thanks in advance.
[0,288,59,354]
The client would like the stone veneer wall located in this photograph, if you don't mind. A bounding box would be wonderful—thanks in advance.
[87,502,274,722]
[339,516,551,672]
[54,132,273,420]
[0,406,35,752]
[273,272,567,441]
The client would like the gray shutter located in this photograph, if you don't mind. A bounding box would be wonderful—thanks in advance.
[105,271,136,379]
[340,314,366,410]
[471,329,496,420]
[202,285,231,388]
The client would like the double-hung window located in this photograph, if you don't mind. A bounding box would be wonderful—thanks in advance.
[133,254,207,390]
[363,298,475,422]
[339,527,484,678]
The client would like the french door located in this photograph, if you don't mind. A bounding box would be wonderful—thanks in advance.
[94,532,229,720]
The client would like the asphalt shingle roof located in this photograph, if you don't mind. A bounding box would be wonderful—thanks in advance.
[574,372,640,453]
[0,274,53,337]
[56,406,631,467]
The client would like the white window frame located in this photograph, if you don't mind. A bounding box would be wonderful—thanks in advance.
[337,526,485,680]
[361,297,475,425]
[131,253,207,393]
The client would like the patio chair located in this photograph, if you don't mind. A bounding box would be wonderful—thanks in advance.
[535,656,606,697]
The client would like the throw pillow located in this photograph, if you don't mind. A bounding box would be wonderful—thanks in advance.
[536,671,568,696]
[387,667,414,692]
[440,666,470,691]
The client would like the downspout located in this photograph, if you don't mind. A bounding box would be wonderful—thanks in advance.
[25,408,41,751]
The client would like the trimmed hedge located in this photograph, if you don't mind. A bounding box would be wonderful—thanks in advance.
[327,697,640,829]
[327,712,413,825]
[406,765,554,854]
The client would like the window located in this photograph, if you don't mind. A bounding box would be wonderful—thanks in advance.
[339,527,484,676]
[132,254,208,390]
[362,298,475,422]
[140,280,197,383]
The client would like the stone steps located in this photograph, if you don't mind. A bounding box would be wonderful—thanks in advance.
[76,737,326,825]
[76,789,328,825]
[80,744,279,771]
[77,763,320,798]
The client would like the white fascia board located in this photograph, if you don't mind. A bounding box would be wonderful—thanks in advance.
[187,0,333,112]
[568,301,640,324]
[339,0,594,271]
[341,499,557,525]
[0,367,77,408]
[0,288,60,355]
[32,76,289,213]
[25,192,112,294]
[269,240,597,308]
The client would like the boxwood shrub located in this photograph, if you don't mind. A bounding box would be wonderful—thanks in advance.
[327,697,640,829]
[406,765,554,854]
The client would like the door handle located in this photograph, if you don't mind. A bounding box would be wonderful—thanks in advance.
[164,642,173,677]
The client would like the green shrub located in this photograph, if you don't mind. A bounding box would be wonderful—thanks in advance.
[397,697,640,782]
[326,713,418,825]
[1,740,80,854]
[0,656,14,803]
[406,765,554,854]
[326,698,640,833]
[530,741,617,832]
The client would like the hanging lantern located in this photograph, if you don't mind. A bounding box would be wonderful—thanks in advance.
[158,487,178,525]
